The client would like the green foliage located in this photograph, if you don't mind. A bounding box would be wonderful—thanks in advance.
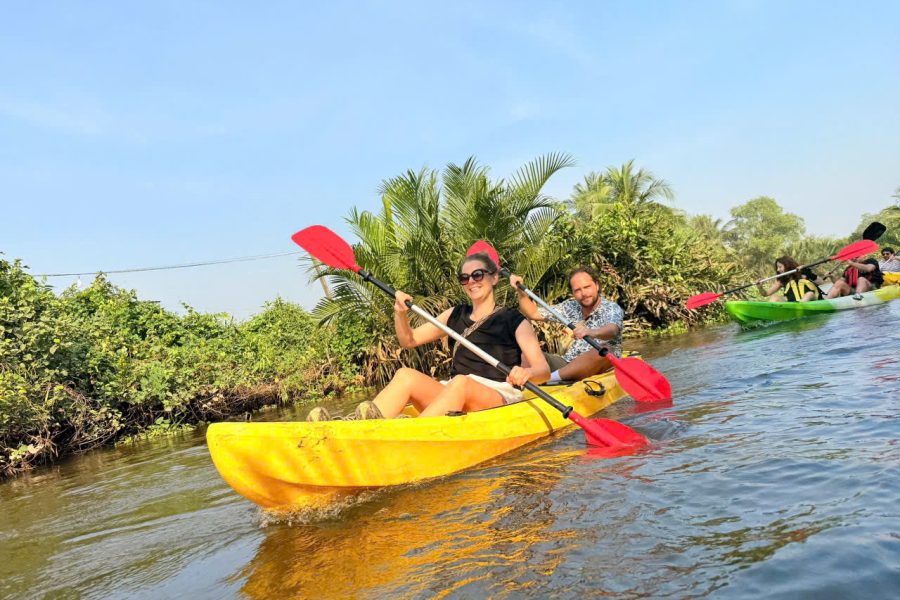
[570,159,674,221]
[725,197,805,276]
[559,192,739,333]
[686,214,728,243]
[310,153,575,385]
[852,202,900,249]
[0,257,362,477]
[4,166,889,477]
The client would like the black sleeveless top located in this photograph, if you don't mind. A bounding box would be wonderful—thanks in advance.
[446,305,525,381]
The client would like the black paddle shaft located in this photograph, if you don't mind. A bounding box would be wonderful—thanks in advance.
[357,269,575,418]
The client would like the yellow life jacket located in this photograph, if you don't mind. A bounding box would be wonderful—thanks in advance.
[783,278,821,302]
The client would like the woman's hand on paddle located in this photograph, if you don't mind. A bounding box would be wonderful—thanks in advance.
[508,274,526,294]
[394,291,412,313]
[506,365,532,387]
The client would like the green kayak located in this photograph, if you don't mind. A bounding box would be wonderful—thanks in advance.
[725,285,900,326]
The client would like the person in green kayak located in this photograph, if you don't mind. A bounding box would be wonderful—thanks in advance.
[508,266,624,382]
[825,255,884,299]
[760,256,823,302]
[307,251,550,421]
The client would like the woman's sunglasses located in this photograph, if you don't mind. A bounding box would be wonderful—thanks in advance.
[458,269,489,285]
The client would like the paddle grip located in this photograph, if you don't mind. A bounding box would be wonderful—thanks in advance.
[360,269,398,298]
[523,382,573,418]
[503,270,610,358]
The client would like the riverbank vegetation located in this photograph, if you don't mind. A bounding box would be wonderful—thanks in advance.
[0,261,365,477]
[3,154,895,476]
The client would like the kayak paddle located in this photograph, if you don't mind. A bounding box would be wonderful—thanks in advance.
[822,221,887,279]
[292,225,648,452]
[467,240,672,403]
[685,239,880,310]
[862,221,886,242]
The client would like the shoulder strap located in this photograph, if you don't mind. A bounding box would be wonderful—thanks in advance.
[451,306,503,359]
[786,279,800,301]
[802,278,823,299]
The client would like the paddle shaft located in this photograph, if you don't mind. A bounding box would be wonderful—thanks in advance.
[500,269,611,358]
[719,232,883,297]
[357,269,575,418]
[720,255,840,295]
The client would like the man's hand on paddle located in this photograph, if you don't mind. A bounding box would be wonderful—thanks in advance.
[572,322,592,339]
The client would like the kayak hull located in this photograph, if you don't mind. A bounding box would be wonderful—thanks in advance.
[207,368,627,511]
[724,284,900,326]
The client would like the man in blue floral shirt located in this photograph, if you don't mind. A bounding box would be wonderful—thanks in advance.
[510,266,624,382]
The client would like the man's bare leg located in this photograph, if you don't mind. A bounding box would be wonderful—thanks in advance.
[557,351,612,381]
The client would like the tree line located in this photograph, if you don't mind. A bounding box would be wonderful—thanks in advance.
[2,154,895,476]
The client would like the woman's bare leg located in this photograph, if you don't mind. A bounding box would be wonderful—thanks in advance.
[418,375,505,417]
[371,367,445,417]
[826,280,850,299]
[855,278,873,294]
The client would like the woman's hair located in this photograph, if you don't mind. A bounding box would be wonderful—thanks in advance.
[774,255,801,283]
[459,252,499,275]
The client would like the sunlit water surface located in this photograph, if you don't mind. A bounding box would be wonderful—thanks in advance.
[2,302,899,599]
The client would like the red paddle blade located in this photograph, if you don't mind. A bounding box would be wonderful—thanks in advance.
[606,355,673,402]
[291,225,360,272]
[685,291,722,310]
[466,240,501,269]
[832,239,878,261]
[568,412,648,450]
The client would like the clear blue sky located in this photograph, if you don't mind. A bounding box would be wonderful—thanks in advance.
[3,1,898,318]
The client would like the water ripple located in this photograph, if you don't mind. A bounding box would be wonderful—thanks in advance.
[2,300,900,598]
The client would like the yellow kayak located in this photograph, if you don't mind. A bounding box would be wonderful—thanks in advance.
[207,368,628,512]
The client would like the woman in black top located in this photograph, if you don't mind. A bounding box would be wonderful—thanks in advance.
[359,252,549,419]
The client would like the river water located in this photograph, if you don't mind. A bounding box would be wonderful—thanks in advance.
[2,303,899,599]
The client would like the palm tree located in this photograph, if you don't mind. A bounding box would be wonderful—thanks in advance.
[306,153,575,384]
[570,159,674,220]
[687,214,728,243]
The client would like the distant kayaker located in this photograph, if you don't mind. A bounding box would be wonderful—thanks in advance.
[826,256,884,299]
[879,248,900,273]
[509,267,624,383]
[760,256,823,303]
[307,251,550,421]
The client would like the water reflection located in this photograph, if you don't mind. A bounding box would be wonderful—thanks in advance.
[1,301,898,598]
[237,448,578,599]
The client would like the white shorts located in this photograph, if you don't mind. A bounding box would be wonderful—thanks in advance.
[440,373,524,405]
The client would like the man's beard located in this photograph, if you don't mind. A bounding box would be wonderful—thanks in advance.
[579,295,598,309]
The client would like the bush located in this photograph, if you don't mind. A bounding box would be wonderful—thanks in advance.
[0,257,365,477]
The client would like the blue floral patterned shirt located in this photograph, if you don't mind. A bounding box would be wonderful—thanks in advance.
[539,297,624,361]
